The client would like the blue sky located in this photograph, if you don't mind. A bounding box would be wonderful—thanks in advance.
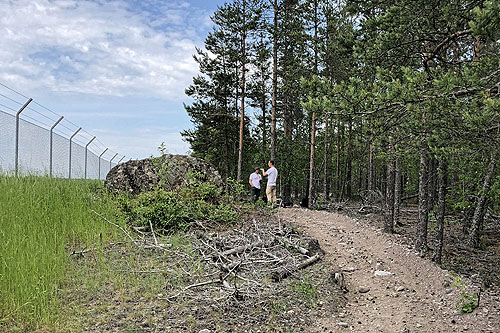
[0,0,227,159]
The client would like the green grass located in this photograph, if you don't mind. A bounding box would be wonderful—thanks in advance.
[0,176,124,329]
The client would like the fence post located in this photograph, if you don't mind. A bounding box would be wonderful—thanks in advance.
[15,98,33,177]
[117,156,125,164]
[98,148,108,181]
[109,153,118,171]
[49,116,64,177]
[84,136,96,179]
[68,127,82,179]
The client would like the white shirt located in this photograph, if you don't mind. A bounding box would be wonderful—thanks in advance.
[265,167,278,186]
[249,173,262,189]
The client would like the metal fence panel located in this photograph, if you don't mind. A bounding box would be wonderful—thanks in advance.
[19,118,50,175]
[0,94,126,180]
[0,111,15,174]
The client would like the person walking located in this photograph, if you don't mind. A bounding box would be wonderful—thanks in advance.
[261,160,278,206]
[249,167,262,203]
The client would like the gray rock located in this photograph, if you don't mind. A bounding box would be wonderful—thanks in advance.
[337,322,349,328]
[303,237,324,255]
[105,154,224,195]
[359,286,371,293]
[199,330,211,333]
[374,270,393,276]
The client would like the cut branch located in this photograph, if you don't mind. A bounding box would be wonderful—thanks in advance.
[271,253,321,281]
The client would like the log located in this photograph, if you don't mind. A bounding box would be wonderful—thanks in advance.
[271,253,321,282]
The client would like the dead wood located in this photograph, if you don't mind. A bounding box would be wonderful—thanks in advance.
[271,253,321,281]
[211,241,264,260]
[92,210,137,244]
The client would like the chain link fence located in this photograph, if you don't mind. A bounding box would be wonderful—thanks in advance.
[0,84,127,179]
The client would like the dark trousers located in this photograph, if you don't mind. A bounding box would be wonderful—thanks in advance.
[251,187,261,203]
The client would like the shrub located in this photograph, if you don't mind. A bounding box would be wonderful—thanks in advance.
[121,173,239,232]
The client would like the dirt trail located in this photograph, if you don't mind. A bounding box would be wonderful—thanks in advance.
[278,208,500,333]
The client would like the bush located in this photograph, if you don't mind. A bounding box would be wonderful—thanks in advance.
[121,173,239,231]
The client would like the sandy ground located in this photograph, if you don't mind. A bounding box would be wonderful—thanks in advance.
[278,208,500,333]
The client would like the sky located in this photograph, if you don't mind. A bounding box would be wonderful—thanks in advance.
[0,0,227,160]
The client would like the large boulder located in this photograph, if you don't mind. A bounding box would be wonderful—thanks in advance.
[105,154,224,195]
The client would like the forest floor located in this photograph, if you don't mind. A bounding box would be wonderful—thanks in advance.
[278,207,500,332]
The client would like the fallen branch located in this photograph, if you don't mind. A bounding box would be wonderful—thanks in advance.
[213,241,264,260]
[92,210,136,244]
[271,253,321,282]
[281,238,309,255]
[149,220,158,246]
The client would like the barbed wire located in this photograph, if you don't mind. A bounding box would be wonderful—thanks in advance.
[0,81,129,163]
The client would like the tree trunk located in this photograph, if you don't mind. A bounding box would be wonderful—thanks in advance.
[345,119,353,198]
[323,113,330,200]
[308,0,319,208]
[283,97,293,206]
[473,35,481,62]
[427,157,437,212]
[270,0,278,161]
[308,110,316,208]
[468,150,498,248]
[433,158,447,265]
[416,148,429,256]
[368,140,374,192]
[335,118,343,199]
[393,157,402,228]
[384,157,395,233]
[261,59,267,165]
[236,0,247,182]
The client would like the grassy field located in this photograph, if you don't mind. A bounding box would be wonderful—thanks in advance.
[0,176,124,330]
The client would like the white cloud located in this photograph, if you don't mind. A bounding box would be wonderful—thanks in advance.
[0,0,209,100]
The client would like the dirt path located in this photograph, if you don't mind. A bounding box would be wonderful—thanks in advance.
[278,208,500,333]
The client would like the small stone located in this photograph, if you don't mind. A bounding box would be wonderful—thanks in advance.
[416,323,422,328]
[337,322,348,328]
[199,330,211,333]
[343,266,356,272]
[359,286,371,293]
[375,270,393,276]
[445,289,453,294]
[396,286,405,292]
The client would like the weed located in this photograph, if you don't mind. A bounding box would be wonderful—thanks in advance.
[291,275,318,308]
[453,276,479,313]
[269,300,291,314]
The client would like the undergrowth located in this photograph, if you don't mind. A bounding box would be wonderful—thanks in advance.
[118,172,245,232]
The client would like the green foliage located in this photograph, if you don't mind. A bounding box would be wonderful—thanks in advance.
[290,275,318,308]
[470,0,500,40]
[120,174,239,232]
[225,177,246,202]
[453,276,479,313]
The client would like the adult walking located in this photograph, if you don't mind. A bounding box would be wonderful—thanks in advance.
[249,168,262,203]
[261,160,278,206]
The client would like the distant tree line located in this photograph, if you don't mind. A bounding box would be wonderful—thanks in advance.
[183,0,500,255]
